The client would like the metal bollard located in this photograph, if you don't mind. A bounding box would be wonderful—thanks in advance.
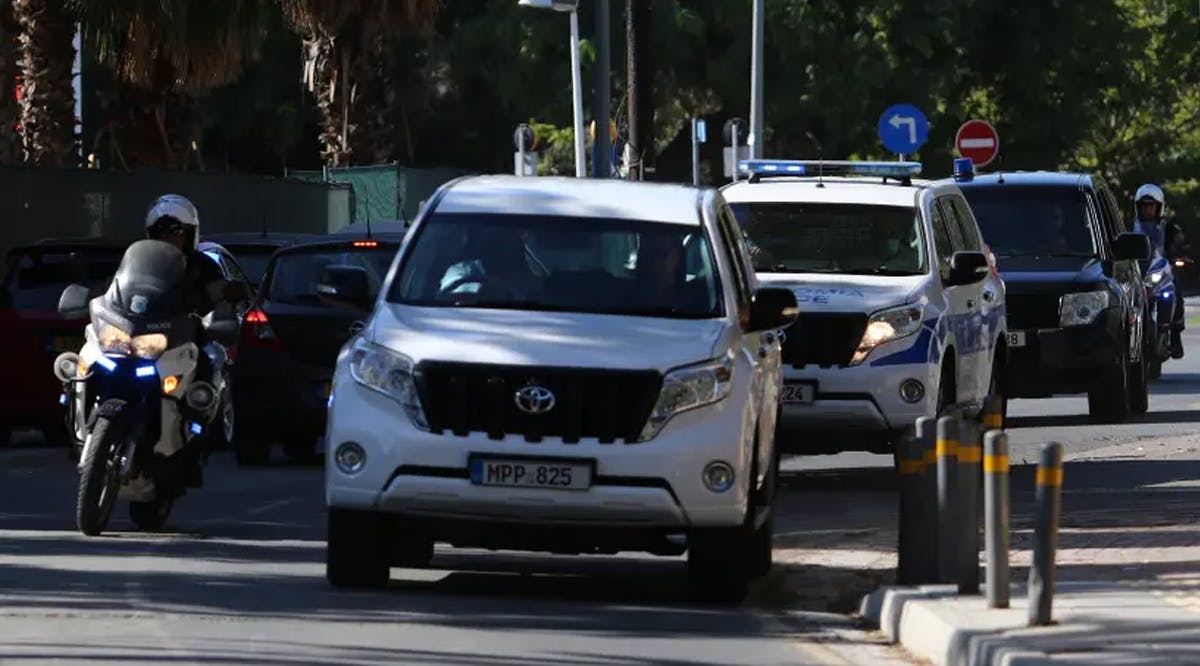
[1028,441,1064,626]
[981,393,1005,431]
[896,434,922,585]
[984,430,1010,608]
[914,416,938,584]
[957,418,982,594]
[936,415,960,584]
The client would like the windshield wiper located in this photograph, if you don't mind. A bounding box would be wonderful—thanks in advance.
[607,306,717,318]
[451,299,565,311]
[845,267,922,276]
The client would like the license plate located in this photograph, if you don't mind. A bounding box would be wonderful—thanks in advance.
[781,383,816,404]
[1007,331,1027,348]
[469,458,591,490]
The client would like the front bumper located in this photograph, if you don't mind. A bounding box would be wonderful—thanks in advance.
[1006,308,1124,397]
[324,366,756,530]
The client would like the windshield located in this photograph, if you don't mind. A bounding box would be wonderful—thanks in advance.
[961,186,1098,257]
[267,247,396,306]
[728,202,926,275]
[2,248,122,311]
[389,213,723,319]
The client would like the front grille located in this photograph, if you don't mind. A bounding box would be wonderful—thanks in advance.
[414,362,663,444]
[780,313,868,368]
[1006,293,1061,330]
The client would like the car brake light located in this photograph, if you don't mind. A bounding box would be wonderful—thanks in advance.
[241,308,281,350]
[352,240,378,248]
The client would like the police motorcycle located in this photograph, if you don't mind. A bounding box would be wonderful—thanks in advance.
[52,240,238,536]
[1142,251,1177,380]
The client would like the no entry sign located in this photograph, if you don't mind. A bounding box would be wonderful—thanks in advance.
[955,120,999,167]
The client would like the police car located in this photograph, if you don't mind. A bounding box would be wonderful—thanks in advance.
[721,160,1006,456]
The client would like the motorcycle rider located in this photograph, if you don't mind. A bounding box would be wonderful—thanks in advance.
[143,194,240,485]
[1133,184,1186,358]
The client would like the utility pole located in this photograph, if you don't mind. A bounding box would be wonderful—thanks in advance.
[625,0,639,180]
[593,0,612,178]
[749,0,765,159]
[626,0,655,181]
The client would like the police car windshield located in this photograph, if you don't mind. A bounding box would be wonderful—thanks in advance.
[728,202,926,275]
[961,186,1098,258]
[389,213,724,319]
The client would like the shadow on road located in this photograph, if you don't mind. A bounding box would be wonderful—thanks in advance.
[1007,408,1200,429]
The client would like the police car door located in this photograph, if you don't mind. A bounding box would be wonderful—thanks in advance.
[944,195,997,404]
[930,198,980,404]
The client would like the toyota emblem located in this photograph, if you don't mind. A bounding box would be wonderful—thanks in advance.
[514,385,556,415]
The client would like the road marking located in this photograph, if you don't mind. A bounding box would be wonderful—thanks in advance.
[245,497,299,517]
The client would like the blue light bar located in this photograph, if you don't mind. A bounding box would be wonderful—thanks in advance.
[95,355,117,372]
[59,393,68,405]
[953,157,975,182]
[737,159,922,179]
[189,422,203,435]
[135,365,157,378]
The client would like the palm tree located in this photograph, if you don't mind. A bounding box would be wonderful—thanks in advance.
[0,0,21,165]
[14,0,77,167]
[281,0,439,166]
[81,0,268,169]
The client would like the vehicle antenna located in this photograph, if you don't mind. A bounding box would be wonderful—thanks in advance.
[997,155,1006,184]
[816,148,825,189]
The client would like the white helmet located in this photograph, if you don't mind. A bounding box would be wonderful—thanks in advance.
[1134,183,1166,222]
[145,194,200,251]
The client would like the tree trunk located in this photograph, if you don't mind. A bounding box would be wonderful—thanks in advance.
[302,34,352,166]
[15,0,76,167]
[0,0,20,165]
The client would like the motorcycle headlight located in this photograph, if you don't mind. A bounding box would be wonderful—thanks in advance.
[1060,290,1113,327]
[96,321,132,355]
[850,304,925,366]
[132,334,168,359]
[639,353,734,442]
[1149,270,1165,285]
[348,338,427,429]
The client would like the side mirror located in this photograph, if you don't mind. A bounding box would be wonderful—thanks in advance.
[747,287,799,332]
[316,265,373,312]
[947,251,989,286]
[202,310,240,346]
[1113,232,1152,261]
[58,284,91,320]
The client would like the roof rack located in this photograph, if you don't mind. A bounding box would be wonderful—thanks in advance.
[737,159,922,185]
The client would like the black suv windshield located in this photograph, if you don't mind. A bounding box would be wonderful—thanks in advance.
[728,202,926,275]
[2,247,123,311]
[389,213,723,319]
[268,247,396,306]
[961,186,1098,257]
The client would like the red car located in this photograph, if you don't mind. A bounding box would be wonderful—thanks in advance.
[0,239,129,446]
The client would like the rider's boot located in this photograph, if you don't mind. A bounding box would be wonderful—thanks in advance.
[1171,327,1185,359]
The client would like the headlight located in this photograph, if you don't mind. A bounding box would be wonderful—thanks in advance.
[1060,290,1112,327]
[639,353,734,442]
[96,321,132,355]
[132,334,168,359]
[348,338,427,429]
[850,304,924,366]
[1149,270,1165,285]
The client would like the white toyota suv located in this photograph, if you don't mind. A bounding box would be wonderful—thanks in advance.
[320,175,798,600]
[721,160,1007,457]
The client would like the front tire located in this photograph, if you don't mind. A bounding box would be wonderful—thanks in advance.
[326,508,391,589]
[1088,347,1130,423]
[76,417,120,537]
[1129,353,1149,416]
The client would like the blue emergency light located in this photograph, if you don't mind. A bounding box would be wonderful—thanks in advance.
[95,355,117,372]
[737,159,922,180]
[135,365,157,378]
[190,422,204,435]
[953,157,975,182]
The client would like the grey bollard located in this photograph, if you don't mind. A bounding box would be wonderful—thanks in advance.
[984,430,1010,608]
[957,418,982,594]
[914,416,938,584]
[936,415,960,584]
[896,434,922,585]
[1029,441,1064,626]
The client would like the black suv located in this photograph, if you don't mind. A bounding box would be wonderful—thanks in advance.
[955,172,1151,422]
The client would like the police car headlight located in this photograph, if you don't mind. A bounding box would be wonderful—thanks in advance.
[850,305,924,366]
[348,338,428,429]
[639,353,734,442]
[1059,290,1112,327]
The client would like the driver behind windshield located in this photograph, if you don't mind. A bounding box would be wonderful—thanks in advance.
[634,230,711,312]
[439,226,543,300]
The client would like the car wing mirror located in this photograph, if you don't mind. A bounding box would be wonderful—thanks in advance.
[58,284,91,320]
[1114,232,1152,262]
[947,251,989,286]
[747,287,799,332]
[316,264,374,313]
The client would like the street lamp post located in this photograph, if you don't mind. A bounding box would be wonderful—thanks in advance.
[749,0,764,159]
[518,0,587,178]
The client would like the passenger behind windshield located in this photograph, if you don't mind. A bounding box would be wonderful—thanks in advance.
[961,186,1097,257]
[391,213,723,319]
[729,202,925,275]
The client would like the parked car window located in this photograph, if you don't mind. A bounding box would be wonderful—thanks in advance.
[960,186,1098,257]
[267,248,396,306]
[943,196,982,251]
[1,248,122,311]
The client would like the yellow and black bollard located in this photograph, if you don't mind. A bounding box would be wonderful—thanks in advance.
[1029,441,1064,626]
[957,419,982,594]
[984,430,1010,608]
[936,415,960,583]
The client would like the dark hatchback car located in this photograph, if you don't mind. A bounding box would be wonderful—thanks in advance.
[200,232,317,289]
[232,224,407,465]
[955,172,1151,423]
[0,239,130,445]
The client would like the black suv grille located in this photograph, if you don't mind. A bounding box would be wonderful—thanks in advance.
[414,362,663,444]
[781,313,868,368]
[1006,294,1061,330]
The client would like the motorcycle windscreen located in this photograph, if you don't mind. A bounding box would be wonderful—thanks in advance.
[104,240,187,320]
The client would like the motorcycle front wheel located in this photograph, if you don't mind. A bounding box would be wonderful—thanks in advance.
[76,416,121,536]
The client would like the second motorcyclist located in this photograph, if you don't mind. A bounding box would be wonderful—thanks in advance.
[1133,183,1186,359]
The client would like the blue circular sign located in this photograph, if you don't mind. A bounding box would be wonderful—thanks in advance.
[877,103,929,155]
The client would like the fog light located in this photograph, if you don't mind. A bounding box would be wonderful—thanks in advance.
[702,461,735,493]
[899,379,925,404]
[335,442,366,475]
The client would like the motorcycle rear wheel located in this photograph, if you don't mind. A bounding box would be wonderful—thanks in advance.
[76,416,120,537]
